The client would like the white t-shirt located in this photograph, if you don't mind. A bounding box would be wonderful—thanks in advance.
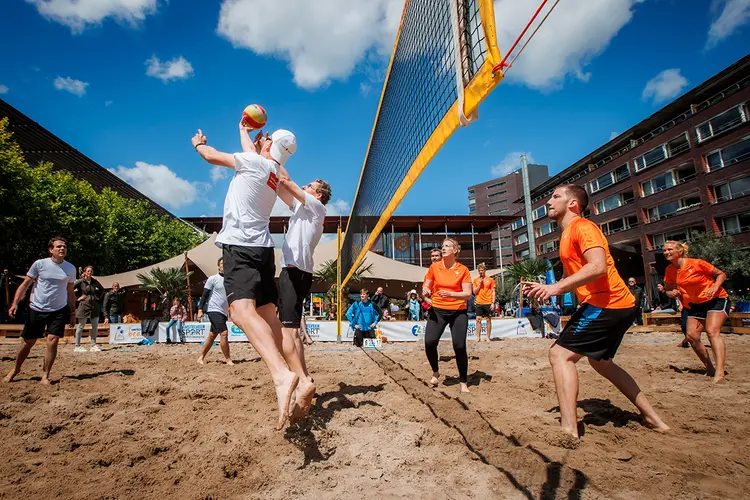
[216,152,278,248]
[27,258,76,312]
[203,274,228,315]
[281,192,327,274]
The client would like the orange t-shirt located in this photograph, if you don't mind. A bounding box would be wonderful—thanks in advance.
[558,217,635,309]
[664,258,727,306]
[472,276,495,305]
[424,261,472,310]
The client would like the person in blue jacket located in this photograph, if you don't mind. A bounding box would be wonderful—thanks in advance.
[346,288,381,347]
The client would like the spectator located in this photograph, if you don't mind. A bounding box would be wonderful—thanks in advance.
[627,277,644,325]
[346,289,381,347]
[407,290,421,321]
[651,282,677,313]
[74,265,104,353]
[166,298,187,343]
[372,286,391,320]
[103,282,126,324]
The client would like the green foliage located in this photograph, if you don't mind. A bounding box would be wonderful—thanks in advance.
[494,275,519,305]
[503,258,552,284]
[686,231,750,298]
[0,117,206,275]
[137,266,193,312]
[314,258,373,314]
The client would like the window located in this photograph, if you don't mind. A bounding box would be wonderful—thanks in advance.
[531,205,547,221]
[705,137,750,171]
[511,217,526,230]
[633,133,690,172]
[600,216,638,236]
[594,191,634,214]
[651,226,703,250]
[720,212,750,235]
[641,172,675,197]
[488,190,507,198]
[488,200,505,207]
[516,249,530,260]
[468,198,476,205]
[535,221,558,237]
[487,181,506,190]
[645,195,701,222]
[469,206,476,214]
[713,176,750,203]
[489,209,508,215]
[468,189,475,195]
[515,233,528,245]
[538,240,559,254]
[696,105,747,143]
[666,133,690,156]
[588,163,631,193]
[674,163,696,183]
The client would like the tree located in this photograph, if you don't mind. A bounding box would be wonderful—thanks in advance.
[137,266,193,316]
[685,231,750,300]
[503,258,554,308]
[494,275,519,307]
[0,117,206,276]
[314,258,373,316]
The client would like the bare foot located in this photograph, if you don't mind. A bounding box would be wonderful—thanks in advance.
[197,357,205,365]
[274,372,299,431]
[460,383,470,393]
[561,425,579,439]
[224,359,234,365]
[40,375,50,386]
[4,369,18,383]
[429,373,440,387]
[643,414,670,433]
[290,379,316,424]
[712,375,726,384]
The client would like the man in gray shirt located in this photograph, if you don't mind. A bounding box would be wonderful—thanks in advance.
[5,236,76,384]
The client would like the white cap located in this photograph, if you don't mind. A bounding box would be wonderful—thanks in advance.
[270,129,296,166]
[409,289,417,295]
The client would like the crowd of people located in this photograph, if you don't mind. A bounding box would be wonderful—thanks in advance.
[2,118,735,439]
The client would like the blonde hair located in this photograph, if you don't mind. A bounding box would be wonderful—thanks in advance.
[442,238,461,255]
[477,262,486,271]
[664,240,689,257]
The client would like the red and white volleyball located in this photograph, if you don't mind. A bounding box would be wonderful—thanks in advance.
[242,104,267,129]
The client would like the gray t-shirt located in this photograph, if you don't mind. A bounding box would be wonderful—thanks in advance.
[203,274,228,315]
[27,258,76,312]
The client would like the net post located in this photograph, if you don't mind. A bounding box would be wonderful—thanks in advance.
[337,225,342,342]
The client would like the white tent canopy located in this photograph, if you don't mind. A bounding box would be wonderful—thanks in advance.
[96,232,505,289]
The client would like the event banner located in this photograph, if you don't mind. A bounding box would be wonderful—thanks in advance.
[110,318,538,344]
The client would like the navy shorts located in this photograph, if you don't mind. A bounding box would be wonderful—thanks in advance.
[555,304,637,360]
[686,297,731,320]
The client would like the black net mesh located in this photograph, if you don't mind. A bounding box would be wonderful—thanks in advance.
[341,0,488,281]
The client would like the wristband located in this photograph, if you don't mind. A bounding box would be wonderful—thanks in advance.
[194,143,206,151]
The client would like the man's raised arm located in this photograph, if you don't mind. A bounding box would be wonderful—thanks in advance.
[191,129,235,168]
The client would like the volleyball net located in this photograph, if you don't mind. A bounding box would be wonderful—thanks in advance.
[340,0,504,285]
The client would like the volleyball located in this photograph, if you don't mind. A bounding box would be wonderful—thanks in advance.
[242,104,267,129]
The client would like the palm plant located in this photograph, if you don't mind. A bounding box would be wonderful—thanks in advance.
[314,258,373,316]
[503,258,554,310]
[137,266,193,315]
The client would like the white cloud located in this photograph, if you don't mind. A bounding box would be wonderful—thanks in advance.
[145,56,194,83]
[609,131,619,140]
[217,0,403,90]
[54,76,89,96]
[493,0,644,90]
[26,0,158,33]
[104,100,113,107]
[642,69,688,105]
[110,161,198,209]
[210,165,229,183]
[327,199,351,216]
[491,152,534,177]
[706,0,750,49]
[0,85,8,94]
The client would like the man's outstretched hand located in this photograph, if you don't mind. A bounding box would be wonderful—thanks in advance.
[191,129,207,148]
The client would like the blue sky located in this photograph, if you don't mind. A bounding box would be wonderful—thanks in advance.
[1,0,749,219]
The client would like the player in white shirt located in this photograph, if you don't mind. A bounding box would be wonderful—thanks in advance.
[276,176,331,421]
[5,236,77,384]
[197,257,233,365]
[191,123,303,430]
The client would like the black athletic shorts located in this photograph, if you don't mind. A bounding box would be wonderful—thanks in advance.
[278,267,313,328]
[686,297,731,320]
[475,304,492,317]
[207,312,228,334]
[555,304,637,361]
[222,245,278,308]
[22,306,70,340]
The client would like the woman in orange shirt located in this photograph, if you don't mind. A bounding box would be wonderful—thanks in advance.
[663,240,730,383]
[422,238,473,393]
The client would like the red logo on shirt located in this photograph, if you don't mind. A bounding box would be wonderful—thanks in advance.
[267,172,279,191]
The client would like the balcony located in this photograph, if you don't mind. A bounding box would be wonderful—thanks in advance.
[602,222,639,237]
[645,203,702,224]
[713,187,750,204]
[640,172,697,198]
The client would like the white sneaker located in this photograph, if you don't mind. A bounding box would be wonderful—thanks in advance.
[89,345,101,352]
[74,346,87,353]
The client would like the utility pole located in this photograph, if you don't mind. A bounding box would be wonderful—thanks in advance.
[521,154,536,259]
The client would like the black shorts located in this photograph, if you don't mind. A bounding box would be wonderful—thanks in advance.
[222,245,278,308]
[686,297,731,320]
[278,267,313,328]
[554,304,637,361]
[475,304,492,317]
[22,306,70,340]
[207,312,228,334]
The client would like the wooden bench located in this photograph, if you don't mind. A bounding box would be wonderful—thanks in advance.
[641,312,750,334]
[643,311,681,327]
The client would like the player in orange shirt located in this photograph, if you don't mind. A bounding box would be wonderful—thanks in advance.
[472,263,496,342]
[422,238,473,393]
[663,240,730,383]
[523,185,668,439]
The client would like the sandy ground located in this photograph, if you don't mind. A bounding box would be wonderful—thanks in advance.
[0,331,749,499]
